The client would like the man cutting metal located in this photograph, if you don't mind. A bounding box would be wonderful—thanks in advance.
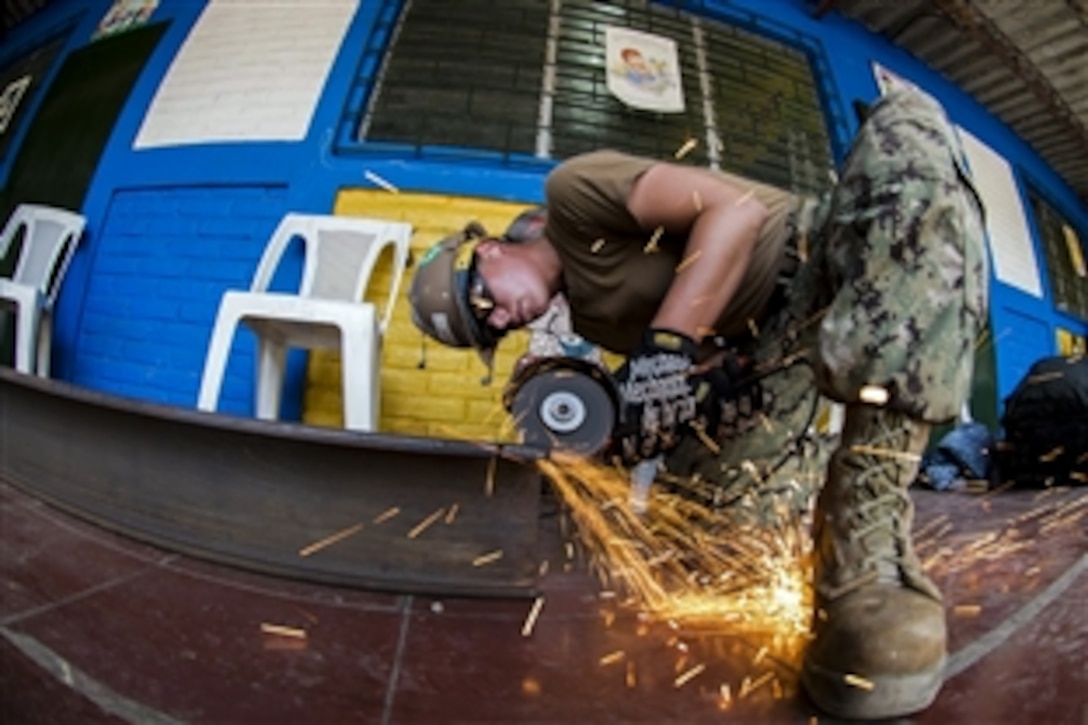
[408,86,988,720]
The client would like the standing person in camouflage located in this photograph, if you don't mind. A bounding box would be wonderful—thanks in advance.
[408,86,987,719]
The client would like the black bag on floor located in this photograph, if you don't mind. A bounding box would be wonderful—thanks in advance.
[995,355,1088,487]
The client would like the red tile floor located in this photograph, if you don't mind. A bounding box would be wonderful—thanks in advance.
[1,476,1085,723]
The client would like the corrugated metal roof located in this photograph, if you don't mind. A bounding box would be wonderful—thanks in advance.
[824,0,1088,205]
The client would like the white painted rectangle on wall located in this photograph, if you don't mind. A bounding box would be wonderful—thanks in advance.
[134,0,357,148]
[957,127,1043,298]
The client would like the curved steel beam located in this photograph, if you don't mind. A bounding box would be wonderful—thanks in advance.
[0,368,545,598]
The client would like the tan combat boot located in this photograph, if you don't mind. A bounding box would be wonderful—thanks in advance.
[801,404,946,720]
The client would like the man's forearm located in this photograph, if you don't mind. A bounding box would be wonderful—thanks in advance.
[626,161,768,344]
[651,199,766,341]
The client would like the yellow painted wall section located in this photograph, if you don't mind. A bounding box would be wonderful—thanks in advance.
[303,190,534,442]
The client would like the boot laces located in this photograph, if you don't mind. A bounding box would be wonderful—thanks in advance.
[844,469,911,566]
[825,417,918,599]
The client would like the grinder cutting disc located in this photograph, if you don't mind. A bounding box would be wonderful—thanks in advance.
[510,368,615,455]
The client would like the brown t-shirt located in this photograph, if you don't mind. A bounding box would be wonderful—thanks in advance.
[543,150,796,354]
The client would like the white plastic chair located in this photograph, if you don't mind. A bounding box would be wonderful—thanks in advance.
[0,204,87,376]
[197,213,412,431]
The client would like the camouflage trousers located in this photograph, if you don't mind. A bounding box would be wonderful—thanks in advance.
[666,87,988,519]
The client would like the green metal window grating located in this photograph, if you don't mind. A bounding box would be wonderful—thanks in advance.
[345,0,842,196]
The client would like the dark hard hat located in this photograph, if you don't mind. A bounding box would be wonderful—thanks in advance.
[409,222,503,357]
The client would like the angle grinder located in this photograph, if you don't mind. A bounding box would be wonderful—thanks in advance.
[503,354,619,456]
[504,351,665,513]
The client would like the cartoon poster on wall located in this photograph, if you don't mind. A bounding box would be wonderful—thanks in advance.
[93,0,159,40]
[605,26,685,113]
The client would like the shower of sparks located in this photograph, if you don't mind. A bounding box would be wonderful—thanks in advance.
[507,279,1085,699]
[537,452,814,667]
[674,138,698,159]
[690,294,712,309]
[733,189,756,207]
[1026,370,1063,385]
[848,445,921,463]
[363,170,399,193]
[741,459,765,486]
[973,326,991,352]
[600,650,626,665]
[953,604,982,617]
[674,663,706,687]
[965,479,990,494]
[746,318,760,339]
[298,522,364,557]
[522,596,545,637]
[445,503,460,524]
[1039,446,1065,463]
[486,456,497,496]
[919,488,1087,577]
[407,507,446,539]
[914,514,951,544]
[473,549,504,567]
[739,670,775,698]
[373,507,400,525]
[1039,496,1088,534]
[979,326,1013,353]
[676,249,702,273]
[295,608,319,624]
[690,421,722,454]
[644,226,665,254]
[260,623,307,639]
[843,673,875,691]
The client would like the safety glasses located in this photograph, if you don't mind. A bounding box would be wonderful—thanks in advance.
[467,262,496,323]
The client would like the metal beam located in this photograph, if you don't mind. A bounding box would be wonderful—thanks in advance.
[0,369,546,598]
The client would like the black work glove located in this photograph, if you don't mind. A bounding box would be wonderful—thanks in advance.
[692,351,765,441]
[613,329,700,463]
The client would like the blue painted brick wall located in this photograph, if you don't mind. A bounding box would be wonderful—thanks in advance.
[74,185,288,412]
[993,307,1053,405]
